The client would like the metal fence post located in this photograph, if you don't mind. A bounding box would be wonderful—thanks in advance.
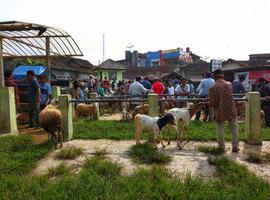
[90,92,100,120]
[59,94,73,141]
[245,92,262,145]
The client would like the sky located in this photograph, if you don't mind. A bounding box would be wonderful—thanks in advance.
[1,0,270,65]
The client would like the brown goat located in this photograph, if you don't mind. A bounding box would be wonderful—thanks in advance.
[75,103,97,121]
[39,104,62,149]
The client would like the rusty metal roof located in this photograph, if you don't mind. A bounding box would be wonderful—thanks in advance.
[0,21,83,57]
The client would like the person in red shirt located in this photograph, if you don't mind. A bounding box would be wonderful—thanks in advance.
[4,70,20,109]
[152,77,165,114]
[152,77,165,97]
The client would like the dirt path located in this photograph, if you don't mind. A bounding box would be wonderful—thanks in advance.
[33,140,270,182]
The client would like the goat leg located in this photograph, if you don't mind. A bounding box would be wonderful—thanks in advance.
[166,126,171,145]
[59,129,63,148]
[53,134,57,150]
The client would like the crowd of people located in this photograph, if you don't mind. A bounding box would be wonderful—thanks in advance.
[4,70,52,128]
[66,71,270,127]
[3,68,270,150]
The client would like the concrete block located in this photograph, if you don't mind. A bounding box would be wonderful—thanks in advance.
[0,87,18,134]
[148,93,159,117]
[52,86,61,99]
[59,94,73,141]
[245,92,262,145]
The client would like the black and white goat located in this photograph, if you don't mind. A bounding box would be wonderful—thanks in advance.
[166,102,205,149]
[134,113,175,148]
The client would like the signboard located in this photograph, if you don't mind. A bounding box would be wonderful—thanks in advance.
[211,60,222,71]
[249,70,270,81]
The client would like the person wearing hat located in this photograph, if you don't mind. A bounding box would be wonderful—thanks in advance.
[209,69,239,152]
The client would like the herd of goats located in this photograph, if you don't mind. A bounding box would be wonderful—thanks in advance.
[17,97,251,150]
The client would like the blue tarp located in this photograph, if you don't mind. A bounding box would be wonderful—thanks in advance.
[12,65,46,79]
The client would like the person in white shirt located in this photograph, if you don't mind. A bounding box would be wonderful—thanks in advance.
[175,77,190,108]
[166,80,175,107]
[129,76,148,109]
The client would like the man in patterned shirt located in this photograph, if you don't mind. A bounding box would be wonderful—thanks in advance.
[209,69,239,152]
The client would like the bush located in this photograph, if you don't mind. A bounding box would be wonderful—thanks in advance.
[245,151,263,163]
[47,163,71,177]
[198,145,224,155]
[129,142,171,164]
[56,146,83,159]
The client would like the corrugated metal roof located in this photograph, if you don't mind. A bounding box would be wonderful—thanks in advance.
[0,21,83,57]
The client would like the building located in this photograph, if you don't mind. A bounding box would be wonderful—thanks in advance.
[51,57,96,80]
[4,56,96,81]
[222,53,270,90]
[96,59,127,81]
[122,47,198,68]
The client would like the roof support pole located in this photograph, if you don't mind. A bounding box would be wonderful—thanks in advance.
[46,36,51,83]
[0,37,4,87]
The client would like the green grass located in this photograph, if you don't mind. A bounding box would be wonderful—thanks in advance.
[47,163,71,177]
[245,151,264,163]
[1,153,270,200]
[94,147,108,157]
[0,133,270,199]
[56,146,83,159]
[198,145,225,155]
[0,135,53,175]
[245,151,270,164]
[74,119,270,141]
[129,142,172,164]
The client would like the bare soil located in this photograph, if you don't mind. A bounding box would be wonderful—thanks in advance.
[33,140,270,182]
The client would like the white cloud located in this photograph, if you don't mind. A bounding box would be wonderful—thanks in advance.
[1,0,270,64]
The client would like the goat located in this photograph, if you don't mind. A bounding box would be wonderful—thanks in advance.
[39,99,62,149]
[74,103,98,121]
[235,101,265,125]
[134,113,175,148]
[132,104,149,118]
[166,102,206,149]
[121,102,131,120]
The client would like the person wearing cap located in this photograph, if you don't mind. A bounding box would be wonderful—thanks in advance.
[209,69,239,152]
[39,75,52,110]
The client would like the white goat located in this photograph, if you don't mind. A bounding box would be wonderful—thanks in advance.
[166,102,205,149]
[134,113,175,148]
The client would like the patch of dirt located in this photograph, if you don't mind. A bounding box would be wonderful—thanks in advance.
[33,140,270,182]
[99,113,123,121]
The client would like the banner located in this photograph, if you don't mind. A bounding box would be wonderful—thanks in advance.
[249,70,270,81]
[211,60,222,71]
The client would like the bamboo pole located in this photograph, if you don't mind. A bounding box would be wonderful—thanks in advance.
[0,37,4,87]
[46,36,51,83]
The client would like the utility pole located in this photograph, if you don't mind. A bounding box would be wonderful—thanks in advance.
[102,33,105,62]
